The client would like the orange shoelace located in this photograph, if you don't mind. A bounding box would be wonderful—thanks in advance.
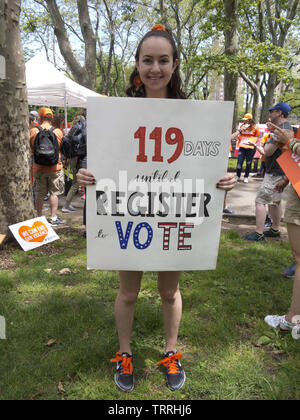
[110,353,133,375]
[157,352,182,374]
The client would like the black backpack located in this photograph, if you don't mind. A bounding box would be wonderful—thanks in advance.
[61,120,87,159]
[33,126,59,166]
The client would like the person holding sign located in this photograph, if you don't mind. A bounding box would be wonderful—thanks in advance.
[262,123,300,333]
[231,113,260,183]
[77,25,235,392]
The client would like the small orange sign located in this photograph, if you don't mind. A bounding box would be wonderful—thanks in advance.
[277,149,300,197]
[18,221,48,243]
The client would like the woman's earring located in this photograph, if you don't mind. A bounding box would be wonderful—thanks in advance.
[133,74,143,88]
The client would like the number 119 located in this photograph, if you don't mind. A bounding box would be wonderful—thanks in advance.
[134,126,184,164]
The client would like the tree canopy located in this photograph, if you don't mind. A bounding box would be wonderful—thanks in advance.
[21,0,300,123]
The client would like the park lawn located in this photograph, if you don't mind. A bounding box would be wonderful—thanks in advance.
[0,228,299,400]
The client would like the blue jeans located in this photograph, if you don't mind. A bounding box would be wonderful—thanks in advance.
[236,147,256,178]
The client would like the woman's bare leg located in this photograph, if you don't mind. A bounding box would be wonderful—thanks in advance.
[114,271,143,354]
[158,271,182,353]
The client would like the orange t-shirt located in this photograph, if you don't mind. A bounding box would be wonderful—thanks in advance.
[30,122,63,173]
[237,125,260,150]
[295,126,300,140]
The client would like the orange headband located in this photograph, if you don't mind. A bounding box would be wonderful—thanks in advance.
[151,24,166,32]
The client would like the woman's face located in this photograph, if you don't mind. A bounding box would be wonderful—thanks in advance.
[136,36,178,98]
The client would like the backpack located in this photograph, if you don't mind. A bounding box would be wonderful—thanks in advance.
[33,126,59,166]
[61,120,87,159]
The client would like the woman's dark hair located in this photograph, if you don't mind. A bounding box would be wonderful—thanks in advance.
[126,27,186,99]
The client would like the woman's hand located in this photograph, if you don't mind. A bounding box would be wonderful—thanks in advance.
[216,173,236,191]
[77,168,96,186]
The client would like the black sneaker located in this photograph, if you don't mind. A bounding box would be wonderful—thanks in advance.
[110,352,134,392]
[264,216,272,228]
[243,232,265,242]
[263,228,280,238]
[157,351,186,391]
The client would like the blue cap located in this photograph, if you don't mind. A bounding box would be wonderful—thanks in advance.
[268,102,291,114]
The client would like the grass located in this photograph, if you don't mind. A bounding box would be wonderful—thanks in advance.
[0,227,299,400]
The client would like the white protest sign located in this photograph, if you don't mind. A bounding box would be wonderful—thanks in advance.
[87,97,233,271]
[9,216,59,252]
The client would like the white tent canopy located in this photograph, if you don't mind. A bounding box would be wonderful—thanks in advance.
[26,54,103,109]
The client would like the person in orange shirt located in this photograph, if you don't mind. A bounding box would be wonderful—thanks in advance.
[30,107,65,225]
[232,113,260,183]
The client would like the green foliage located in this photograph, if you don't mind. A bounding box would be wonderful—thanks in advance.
[20,0,300,114]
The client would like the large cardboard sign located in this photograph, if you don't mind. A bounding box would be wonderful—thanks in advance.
[87,97,233,271]
[277,149,300,197]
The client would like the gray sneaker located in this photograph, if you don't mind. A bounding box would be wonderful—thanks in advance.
[62,204,77,213]
[157,351,186,391]
[48,217,66,226]
[264,315,296,332]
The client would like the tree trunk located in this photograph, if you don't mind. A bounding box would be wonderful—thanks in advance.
[260,73,278,123]
[45,0,96,90]
[0,0,35,242]
[223,0,239,131]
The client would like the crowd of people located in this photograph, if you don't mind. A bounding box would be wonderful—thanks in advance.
[230,101,300,338]
[29,107,87,228]
[27,24,299,394]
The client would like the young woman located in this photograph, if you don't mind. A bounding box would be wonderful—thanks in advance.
[77,25,235,392]
[232,113,260,183]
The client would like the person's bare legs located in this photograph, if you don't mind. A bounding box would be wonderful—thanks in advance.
[268,203,282,231]
[49,194,59,218]
[255,202,267,234]
[286,223,300,323]
[114,271,142,354]
[158,271,182,353]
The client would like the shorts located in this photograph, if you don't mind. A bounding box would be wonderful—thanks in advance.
[255,173,284,205]
[284,185,300,226]
[34,170,64,197]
